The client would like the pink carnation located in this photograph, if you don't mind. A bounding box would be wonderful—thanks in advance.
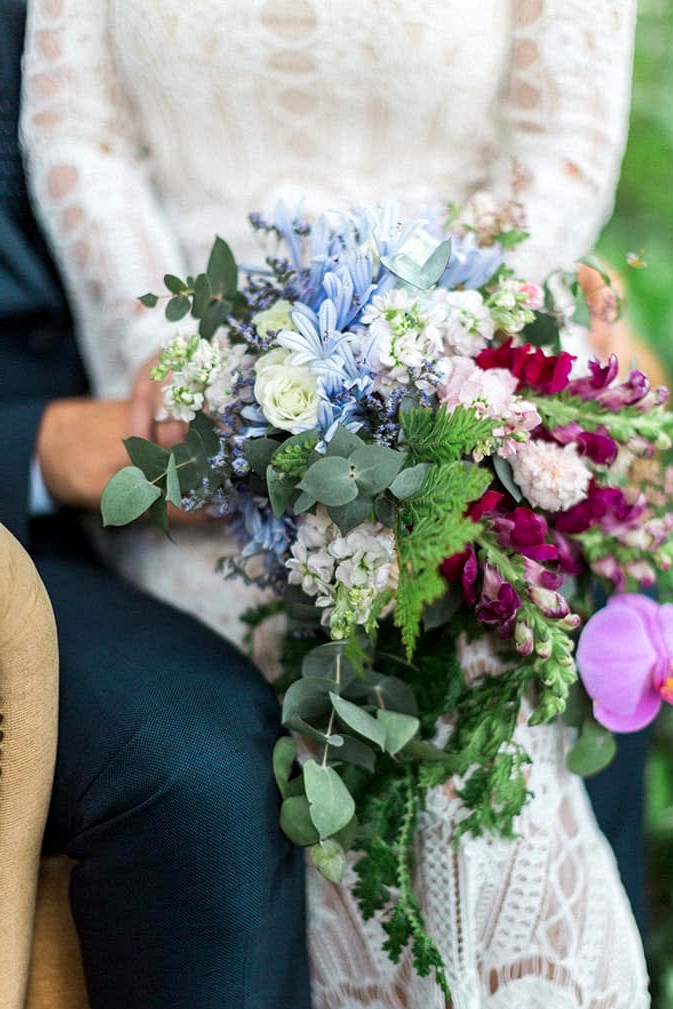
[576,594,673,732]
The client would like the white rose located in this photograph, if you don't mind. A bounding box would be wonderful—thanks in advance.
[252,299,295,337]
[254,357,319,433]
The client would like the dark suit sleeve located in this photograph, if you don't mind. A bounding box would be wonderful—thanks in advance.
[0,397,48,545]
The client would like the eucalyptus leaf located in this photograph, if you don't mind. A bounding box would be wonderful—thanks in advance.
[165,452,183,508]
[283,715,344,748]
[331,734,376,772]
[282,677,336,724]
[492,455,523,503]
[374,495,397,528]
[389,462,431,500]
[165,294,191,322]
[522,311,561,349]
[418,238,452,287]
[273,736,298,799]
[164,273,188,294]
[172,429,209,492]
[148,495,171,537]
[298,456,358,507]
[245,438,279,477]
[366,675,418,716]
[566,718,617,777]
[329,692,386,751]
[191,273,212,318]
[267,465,299,517]
[380,239,451,290]
[280,794,320,846]
[326,425,366,458]
[101,466,162,527]
[292,490,317,514]
[328,496,374,534]
[349,445,406,495]
[206,236,238,297]
[301,641,355,685]
[377,710,420,755]
[303,759,356,839]
[199,298,231,340]
[310,839,347,883]
[405,738,455,763]
[123,436,171,483]
[562,682,592,728]
[188,410,221,457]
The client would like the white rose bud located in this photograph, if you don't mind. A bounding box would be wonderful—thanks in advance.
[252,299,296,337]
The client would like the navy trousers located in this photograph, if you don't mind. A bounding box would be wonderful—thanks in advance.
[38,537,311,1009]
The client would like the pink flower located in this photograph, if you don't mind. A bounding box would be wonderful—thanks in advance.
[576,594,673,732]
[519,282,544,311]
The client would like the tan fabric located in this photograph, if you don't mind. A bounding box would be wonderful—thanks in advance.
[0,525,59,1009]
[26,855,89,1009]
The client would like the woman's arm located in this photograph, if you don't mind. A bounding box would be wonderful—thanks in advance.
[492,1,637,279]
[20,0,188,399]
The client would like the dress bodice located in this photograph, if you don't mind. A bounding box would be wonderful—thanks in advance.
[21,0,636,395]
[108,0,511,262]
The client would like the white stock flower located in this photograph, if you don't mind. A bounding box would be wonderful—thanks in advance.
[254,348,319,433]
[286,512,397,638]
[428,288,494,357]
[205,344,255,414]
[159,335,222,422]
[360,290,444,393]
[510,440,591,512]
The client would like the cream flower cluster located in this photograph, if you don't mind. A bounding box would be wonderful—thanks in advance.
[427,288,494,357]
[359,290,444,394]
[159,335,254,422]
[510,440,592,512]
[286,508,398,639]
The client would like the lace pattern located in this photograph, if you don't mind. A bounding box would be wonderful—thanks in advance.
[20,3,647,1006]
[21,0,635,395]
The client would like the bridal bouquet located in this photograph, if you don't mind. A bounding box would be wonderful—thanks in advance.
[102,199,673,993]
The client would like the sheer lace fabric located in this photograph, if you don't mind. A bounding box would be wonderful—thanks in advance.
[20,3,649,1006]
[308,709,649,1009]
[21,0,635,395]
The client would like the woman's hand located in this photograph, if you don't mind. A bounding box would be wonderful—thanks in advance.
[578,263,668,386]
[130,352,188,449]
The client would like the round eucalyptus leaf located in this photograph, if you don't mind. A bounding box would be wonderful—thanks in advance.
[280,795,320,846]
[310,839,347,884]
[303,759,356,839]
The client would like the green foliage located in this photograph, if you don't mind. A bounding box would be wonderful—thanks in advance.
[395,460,491,655]
[101,466,161,526]
[400,404,496,464]
[380,239,452,290]
[566,718,617,777]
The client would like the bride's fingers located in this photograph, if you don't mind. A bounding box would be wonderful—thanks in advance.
[153,418,189,449]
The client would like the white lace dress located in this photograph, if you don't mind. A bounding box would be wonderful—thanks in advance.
[21,2,649,1005]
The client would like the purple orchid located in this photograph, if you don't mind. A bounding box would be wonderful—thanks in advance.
[576,594,673,731]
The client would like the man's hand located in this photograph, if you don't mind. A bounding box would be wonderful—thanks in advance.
[36,398,133,511]
[36,397,210,523]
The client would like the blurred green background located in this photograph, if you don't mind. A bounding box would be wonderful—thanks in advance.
[598,3,673,1005]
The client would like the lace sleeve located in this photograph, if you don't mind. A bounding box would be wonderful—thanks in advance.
[20,0,188,397]
[494,0,636,279]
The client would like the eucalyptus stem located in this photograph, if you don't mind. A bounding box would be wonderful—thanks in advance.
[321,653,342,768]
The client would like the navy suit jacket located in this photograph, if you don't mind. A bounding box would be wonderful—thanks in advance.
[0,0,88,545]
